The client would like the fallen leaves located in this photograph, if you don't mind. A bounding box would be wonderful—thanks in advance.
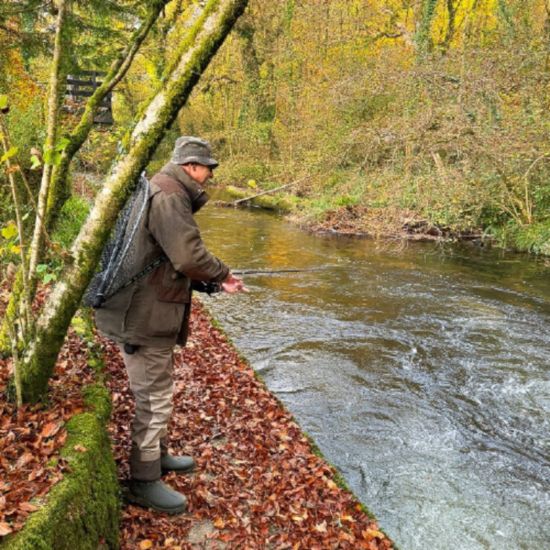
[40,421,61,439]
[105,299,394,549]
[0,286,95,538]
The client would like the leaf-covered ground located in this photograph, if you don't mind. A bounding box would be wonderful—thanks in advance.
[105,300,394,549]
[0,325,93,538]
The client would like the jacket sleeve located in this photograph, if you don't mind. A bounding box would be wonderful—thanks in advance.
[147,190,230,282]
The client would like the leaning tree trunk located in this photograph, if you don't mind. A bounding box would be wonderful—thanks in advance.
[19,0,249,403]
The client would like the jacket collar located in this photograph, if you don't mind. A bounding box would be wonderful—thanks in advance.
[159,162,209,212]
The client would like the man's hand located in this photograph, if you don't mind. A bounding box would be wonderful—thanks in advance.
[221,273,249,293]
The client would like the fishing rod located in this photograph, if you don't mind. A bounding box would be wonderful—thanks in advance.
[232,267,326,276]
[193,267,328,294]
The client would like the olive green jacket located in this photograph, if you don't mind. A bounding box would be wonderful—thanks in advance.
[95,163,229,347]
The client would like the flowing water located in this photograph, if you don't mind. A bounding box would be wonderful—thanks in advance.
[196,204,550,550]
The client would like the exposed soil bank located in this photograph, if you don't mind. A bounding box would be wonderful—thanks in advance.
[221,185,488,246]
[290,204,485,244]
[224,182,550,254]
[104,299,394,549]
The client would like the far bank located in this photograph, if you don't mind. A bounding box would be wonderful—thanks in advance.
[221,183,550,255]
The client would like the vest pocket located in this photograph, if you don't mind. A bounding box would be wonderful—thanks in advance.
[149,263,190,303]
[147,301,185,338]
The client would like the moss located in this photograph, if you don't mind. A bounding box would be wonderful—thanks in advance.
[0,270,24,356]
[51,196,91,250]
[1,314,120,550]
[2,412,119,550]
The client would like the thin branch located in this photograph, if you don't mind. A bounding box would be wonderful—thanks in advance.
[0,1,52,16]
[0,117,32,334]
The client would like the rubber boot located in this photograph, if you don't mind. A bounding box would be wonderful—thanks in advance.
[127,480,187,514]
[161,453,196,474]
[160,438,196,474]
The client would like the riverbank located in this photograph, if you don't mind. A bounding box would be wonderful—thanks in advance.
[1,292,393,548]
[222,184,549,253]
[222,185,486,244]
[104,299,394,549]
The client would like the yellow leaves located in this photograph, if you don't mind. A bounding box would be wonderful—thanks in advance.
[259,63,269,80]
[291,507,308,523]
[362,528,386,541]
[324,476,338,490]
[0,146,18,164]
[73,444,87,453]
[163,538,181,549]
[213,517,226,529]
[163,538,182,549]
[1,222,18,240]
[139,540,153,550]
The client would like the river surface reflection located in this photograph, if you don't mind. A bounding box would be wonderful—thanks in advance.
[196,204,550,550]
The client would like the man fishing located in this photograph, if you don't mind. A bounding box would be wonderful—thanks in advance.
[94,136,247,514]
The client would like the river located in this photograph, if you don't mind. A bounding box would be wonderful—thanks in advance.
[196,204,550,550]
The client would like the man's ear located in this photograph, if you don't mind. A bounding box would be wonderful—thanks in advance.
[181,163,193,176]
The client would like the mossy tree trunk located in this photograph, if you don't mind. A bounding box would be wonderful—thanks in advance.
[416,0,438,56]
[27,0,70,287]
[19,0,249,403]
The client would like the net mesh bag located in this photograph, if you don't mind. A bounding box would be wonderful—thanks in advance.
[83,175,152,308]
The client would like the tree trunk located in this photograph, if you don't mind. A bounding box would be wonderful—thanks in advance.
[416,0,438,56]
[28,0,69,286]
[19,0,249,403]
[0,0,70,358]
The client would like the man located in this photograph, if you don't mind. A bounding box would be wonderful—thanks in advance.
[95,136,246,514]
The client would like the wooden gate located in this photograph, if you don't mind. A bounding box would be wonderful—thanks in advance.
[66,70,113,125]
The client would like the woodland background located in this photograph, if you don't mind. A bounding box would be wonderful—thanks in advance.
[1,0,549,263]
